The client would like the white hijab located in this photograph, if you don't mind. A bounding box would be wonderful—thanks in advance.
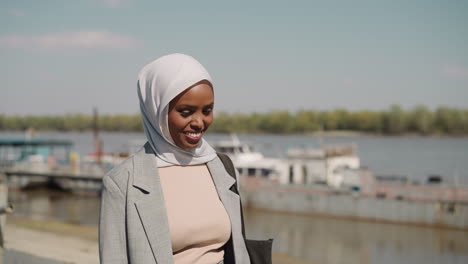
[137,53,217,167]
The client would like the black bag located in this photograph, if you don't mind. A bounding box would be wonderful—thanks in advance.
[217,153,274,264]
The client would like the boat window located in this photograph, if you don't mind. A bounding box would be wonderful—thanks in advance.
[289,165,294,184]
[248,168,256,177]
[217,147,225,153]
[447,203,456,214]
[237,168,243,175]
[302,165,307,184]
[218,147,236,153]
[261,169,272,177]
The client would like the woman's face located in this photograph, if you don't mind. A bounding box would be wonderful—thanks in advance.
[168,81,214,150]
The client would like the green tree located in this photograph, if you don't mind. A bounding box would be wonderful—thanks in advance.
[292,110,320,133]
[407,105,433,134]
[383,105,407,134]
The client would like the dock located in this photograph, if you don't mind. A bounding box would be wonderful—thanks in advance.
[0,138,105,192]
[2,167,104,192]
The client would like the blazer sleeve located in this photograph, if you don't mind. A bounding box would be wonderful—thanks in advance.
[99,174,128,264]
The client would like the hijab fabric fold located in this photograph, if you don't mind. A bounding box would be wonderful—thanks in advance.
[137,53,217,167]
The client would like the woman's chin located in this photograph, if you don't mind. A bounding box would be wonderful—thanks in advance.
[177,139,201,150]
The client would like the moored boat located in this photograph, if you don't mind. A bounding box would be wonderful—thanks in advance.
[213,136,468,229]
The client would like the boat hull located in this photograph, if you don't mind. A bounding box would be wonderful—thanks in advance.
[241,178,468,230]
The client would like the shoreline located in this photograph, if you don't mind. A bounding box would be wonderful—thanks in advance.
[4,216,99,264]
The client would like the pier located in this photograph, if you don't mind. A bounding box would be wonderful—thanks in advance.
[2,168,104,192]
[0,138,104,192]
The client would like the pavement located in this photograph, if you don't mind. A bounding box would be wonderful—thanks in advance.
[2,217,315,264]
[3,224,98,264]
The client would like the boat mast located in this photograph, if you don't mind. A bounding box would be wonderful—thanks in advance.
[93,107,102,165]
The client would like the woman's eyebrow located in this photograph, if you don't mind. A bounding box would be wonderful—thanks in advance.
[177,103,214,108]
[176,104,197,109]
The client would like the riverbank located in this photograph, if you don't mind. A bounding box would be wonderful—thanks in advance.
[3,216,315,264]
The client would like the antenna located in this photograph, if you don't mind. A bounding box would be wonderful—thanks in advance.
[231,133,240,145]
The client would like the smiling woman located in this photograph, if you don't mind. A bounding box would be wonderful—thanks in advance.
[98,53,252,264]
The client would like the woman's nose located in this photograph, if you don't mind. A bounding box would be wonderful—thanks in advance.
[190,114,203,129]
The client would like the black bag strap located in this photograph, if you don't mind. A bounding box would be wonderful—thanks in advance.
[217,152,239,193]
[217,152,246,238]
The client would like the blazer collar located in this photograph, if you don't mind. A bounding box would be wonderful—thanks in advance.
[132,142,158,193]
[206,156,237,192]
[132,142,173,264]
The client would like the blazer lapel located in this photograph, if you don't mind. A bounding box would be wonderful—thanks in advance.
[207,158,249,264]
[133,144,174,264]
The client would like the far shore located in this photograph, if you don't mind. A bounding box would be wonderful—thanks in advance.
[302,130,468,138]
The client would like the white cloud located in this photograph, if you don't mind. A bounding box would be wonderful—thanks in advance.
[442,65,468,81]
[0,31,140,50]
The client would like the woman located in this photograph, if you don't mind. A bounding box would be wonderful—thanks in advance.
[99,53,251,264]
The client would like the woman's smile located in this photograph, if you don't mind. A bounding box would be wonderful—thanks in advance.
[185,131,203,141]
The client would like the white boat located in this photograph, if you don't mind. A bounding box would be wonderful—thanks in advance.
[212,136,366,190]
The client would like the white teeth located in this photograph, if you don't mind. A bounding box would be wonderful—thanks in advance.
[186,132,201,138]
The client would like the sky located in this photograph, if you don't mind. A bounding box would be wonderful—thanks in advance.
[1,0,467,115]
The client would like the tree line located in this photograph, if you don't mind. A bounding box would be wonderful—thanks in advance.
[1,105,468,135]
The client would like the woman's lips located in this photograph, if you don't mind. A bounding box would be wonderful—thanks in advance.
[184,131,202,143]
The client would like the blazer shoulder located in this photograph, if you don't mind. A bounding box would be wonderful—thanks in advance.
[102,156,134,195]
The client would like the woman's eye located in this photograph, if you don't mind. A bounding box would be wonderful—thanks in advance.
[179,110,192,117]
[203,107,213,115]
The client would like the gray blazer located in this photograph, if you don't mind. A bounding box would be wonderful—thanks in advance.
[99,143,251,264]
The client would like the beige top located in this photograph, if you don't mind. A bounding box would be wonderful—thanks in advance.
[159,164,232,264]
